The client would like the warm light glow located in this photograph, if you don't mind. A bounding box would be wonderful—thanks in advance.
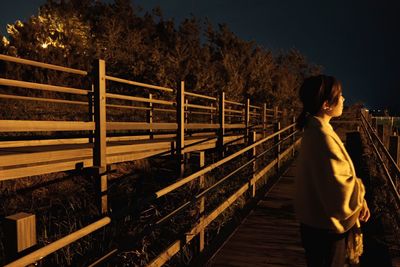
[41,43,48,48]
[2,36,10,46]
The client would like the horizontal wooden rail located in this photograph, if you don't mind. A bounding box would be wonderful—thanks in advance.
[0,156,93,181]
[186,123,220,130]
[106,103,176,113]
[0,120,95,132]
[184,91,217,101]
[225,100,245,106]
[106,103,150,111]
[105,75,174,93]
[107,122,177,131]
[186,110,213,116]
[5,217,111,267]
[0,146,92,167]
[0,78,89,95]
[185,103,217,111]
[155,123,294,198]
[0,93,88,106]
[106,93,174,106]
[249,105,261,109]
[0,54,87,75]
[225,108,243,114]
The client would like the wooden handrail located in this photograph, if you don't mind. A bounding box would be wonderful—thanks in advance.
[225,99,245,106]
[155,123,294,198]
[5,217,111,267]
[106,93,174,106]
[0,93,88,106]
[185,103,217,111]
[0,120,95,132]
[147,138,301,267]
[360,113,400,204]
[184,91,217,101]
[105,75,174,93]
[0,54,87,75]
[0,78,89,95]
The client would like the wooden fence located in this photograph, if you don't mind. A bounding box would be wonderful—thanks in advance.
[360,111,400,206]
[0,54,297,266]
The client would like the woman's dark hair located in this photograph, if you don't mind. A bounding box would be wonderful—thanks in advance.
[296,75,342,129]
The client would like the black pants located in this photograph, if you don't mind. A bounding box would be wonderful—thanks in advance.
[300,223,348,267]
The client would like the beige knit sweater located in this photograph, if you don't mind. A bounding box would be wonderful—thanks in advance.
[294,116,365,233]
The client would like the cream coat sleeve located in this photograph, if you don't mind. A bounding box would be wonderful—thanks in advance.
[310,130,365,221]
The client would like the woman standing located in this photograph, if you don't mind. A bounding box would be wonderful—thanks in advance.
[294,75,370,266]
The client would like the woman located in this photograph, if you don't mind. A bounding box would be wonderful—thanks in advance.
[294,75,370,267]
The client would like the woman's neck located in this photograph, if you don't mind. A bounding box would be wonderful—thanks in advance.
[315,112,332,125]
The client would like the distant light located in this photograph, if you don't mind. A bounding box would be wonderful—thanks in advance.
[41,43,48,48]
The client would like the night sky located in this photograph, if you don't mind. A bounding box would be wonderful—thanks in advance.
[1,0,399,114]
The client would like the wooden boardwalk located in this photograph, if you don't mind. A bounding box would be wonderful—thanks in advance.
[208,162,307,267]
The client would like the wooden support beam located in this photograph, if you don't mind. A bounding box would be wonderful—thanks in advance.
[210,103,214,124]
[176,81,185,177]
[191,151,206,253]
[93,59,108,215]
[263,103,267,138]
[218,92,225,158]
[148,93,154,139]
[88,83,95,144]
[389,135,400,167]
[377,124,391,149]
[292,116,296,157]
[274,122,281,173]
[245,98,250,142]
[251,131,257,197]
[371,117,377,131]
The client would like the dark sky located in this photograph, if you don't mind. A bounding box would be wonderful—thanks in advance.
[1,0,399,113]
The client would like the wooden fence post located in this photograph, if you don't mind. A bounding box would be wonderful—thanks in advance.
[274,122,281,173]
[292,116,296,157]
[148,93,153,140]
[262,103,267,138]
[195,151,205,253]
[218,91,225,158]
[88,83,94,144]
[377,124,391,149]
[371,117,377,131]
[245,98,250,142]
[274,106,279,121]
[251,131,257,197]
[282,108,288,125]
[210,103,214,124]
[93,59,108,215]
[389,135,400,167]
[185,98,189,125]
[176,81,185,177]
[4,213,36,263]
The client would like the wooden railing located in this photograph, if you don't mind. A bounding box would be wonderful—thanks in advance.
[0,56,285,181]
[0,54,295,266]
[360,111,400,206]
[146,123,300,267]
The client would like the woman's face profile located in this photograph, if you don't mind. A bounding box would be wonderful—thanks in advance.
[325,94,345,117]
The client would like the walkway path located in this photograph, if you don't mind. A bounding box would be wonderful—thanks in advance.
[208,162,306,266]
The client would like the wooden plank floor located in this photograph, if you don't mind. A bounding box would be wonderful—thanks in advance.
[208,162,306,267]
